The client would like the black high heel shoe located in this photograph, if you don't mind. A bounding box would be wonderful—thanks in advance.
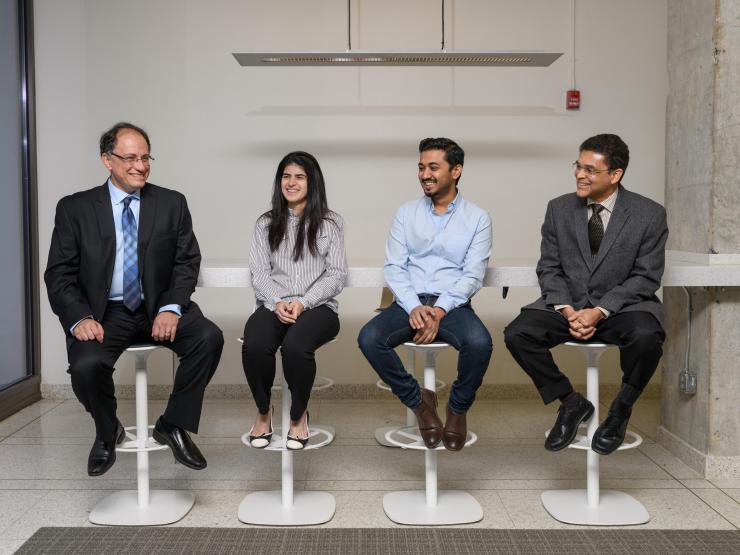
[286,412,310,450]
[248,406,273,448]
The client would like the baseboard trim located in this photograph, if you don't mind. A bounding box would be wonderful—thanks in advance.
[656,425,708,476]
[41,382,660,402]
[656,425,740,479]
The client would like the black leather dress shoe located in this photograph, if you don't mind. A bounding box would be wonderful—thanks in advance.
[88,421,125,477]
[153,417,207,470]
[591,413,630,455]
[545,394,594,452]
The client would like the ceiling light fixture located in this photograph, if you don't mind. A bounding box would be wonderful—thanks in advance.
[232,1,562,68]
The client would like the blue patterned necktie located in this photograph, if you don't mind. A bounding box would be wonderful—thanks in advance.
[122,196,142,311]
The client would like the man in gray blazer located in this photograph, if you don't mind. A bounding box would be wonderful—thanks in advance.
[504,134,667,455]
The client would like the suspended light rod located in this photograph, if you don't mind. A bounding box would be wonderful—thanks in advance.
[232,51,561,67]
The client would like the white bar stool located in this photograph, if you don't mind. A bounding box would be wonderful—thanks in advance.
[89,344,195,526]
[541,341,649,525]
[238,338,336,526]
[382,342,483,525]
[374,345,446,447]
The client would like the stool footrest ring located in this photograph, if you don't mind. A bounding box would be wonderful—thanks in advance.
[385,425,477,450]
[117,426,169,453]
[543,426,643,451]
[241,425,335,451]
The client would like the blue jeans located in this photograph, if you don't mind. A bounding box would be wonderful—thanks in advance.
[358,297,492,412]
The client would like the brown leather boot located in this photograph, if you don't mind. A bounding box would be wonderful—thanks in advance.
[443,406,467,451]
[413,388,443,449]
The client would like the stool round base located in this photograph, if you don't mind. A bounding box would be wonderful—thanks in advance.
[541,489,649,525]
[238,490,335,525]
[89,490,195,526]
[383,491,483,525]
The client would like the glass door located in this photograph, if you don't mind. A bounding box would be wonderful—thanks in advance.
[0,0,39,420]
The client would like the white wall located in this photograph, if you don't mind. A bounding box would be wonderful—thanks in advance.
[35,0,668,390]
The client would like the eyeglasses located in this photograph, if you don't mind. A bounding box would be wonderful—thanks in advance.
[573,161,611,177]
[109,152,155,165]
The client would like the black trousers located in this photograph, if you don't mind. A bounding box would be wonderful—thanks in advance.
[504,309,665,404]
[242,305,339,421]
[67,302,224,442]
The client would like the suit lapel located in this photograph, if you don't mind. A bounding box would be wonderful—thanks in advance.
[94,184,116,284]
[573,197,593,269]
[592,188,630,271]
[137,184,156,275]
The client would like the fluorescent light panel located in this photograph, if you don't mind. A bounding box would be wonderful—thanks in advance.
[232,50,562,67]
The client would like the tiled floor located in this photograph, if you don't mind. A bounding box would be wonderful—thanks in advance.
[1,397,738,553]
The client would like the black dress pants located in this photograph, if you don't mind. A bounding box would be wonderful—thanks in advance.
[242,305,339,421]
[67,302,224,442]
[504,309,665,404]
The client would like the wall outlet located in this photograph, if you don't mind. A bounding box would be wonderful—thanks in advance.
[679,370,697,395]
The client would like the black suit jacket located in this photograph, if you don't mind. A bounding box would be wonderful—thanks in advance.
[45,182,201,332]
[525,185,668,326]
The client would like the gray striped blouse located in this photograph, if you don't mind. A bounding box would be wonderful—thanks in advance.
[249,211,348,313]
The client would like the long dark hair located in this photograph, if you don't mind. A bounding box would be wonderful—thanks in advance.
[266,151,331,261]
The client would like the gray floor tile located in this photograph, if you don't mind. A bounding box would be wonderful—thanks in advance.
[0,490,47,536]
[691,488,740,528]
[1,490,103,540]
[638,443,704,479]
[681,479,718,489]
[0,539,25,555]
[724,489,740,504]
[0,401,63,439]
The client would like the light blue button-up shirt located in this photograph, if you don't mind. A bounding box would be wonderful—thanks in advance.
[384,194,492,314]
[107,180,180,316]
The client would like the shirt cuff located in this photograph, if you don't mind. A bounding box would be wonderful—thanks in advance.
[158,304,182,317]
[596,306,610,318]
[553,304,572,313]
[70,315,93,334]
[434,298,455,315]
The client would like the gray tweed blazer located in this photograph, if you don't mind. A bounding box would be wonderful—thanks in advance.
[524,184,668,326]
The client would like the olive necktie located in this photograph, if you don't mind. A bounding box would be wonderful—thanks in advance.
[588,204,604,259]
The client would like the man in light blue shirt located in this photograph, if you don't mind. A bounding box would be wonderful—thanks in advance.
[358,138,493,451]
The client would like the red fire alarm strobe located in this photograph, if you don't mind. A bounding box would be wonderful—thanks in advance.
[567,89,580,110]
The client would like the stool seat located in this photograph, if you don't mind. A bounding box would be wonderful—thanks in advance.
[123,343,161,353]
[563,341,610,348]
[89,343,195,526]
[541,341,649,526]
[402,341,450,351]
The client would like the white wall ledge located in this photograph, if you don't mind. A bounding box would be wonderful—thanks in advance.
[198,251,740,289]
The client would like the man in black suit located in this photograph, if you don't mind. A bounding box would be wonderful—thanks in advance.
[505,134,667,455]
[45,122,224,476]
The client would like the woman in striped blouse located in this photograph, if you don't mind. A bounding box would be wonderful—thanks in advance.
[243,151,347,450]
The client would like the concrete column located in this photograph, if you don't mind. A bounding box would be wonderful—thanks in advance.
[660,0,740,478]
